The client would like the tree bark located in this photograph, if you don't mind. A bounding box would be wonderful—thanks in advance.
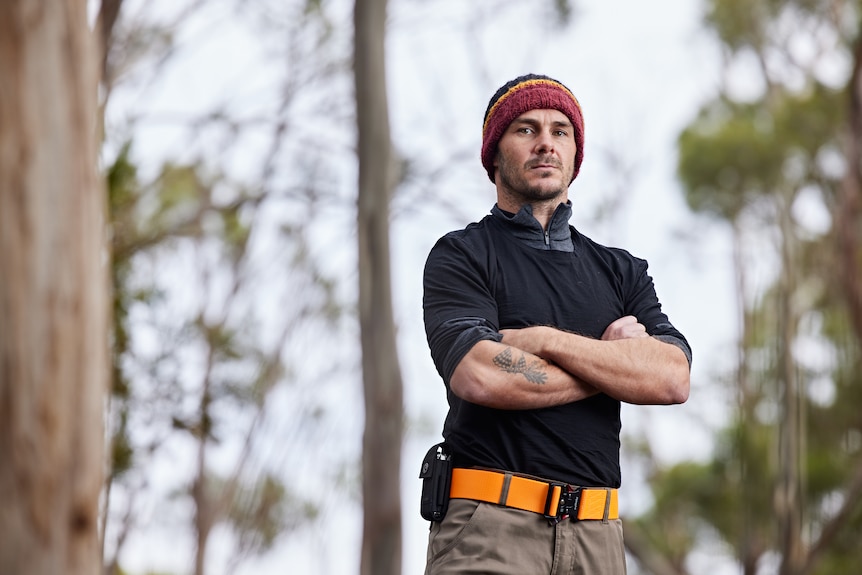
[0,2,108,575]
[354,0,404,574]
[776,192,804,575]
[838,20,862,349]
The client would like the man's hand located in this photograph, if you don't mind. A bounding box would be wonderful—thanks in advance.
[601,315,648,341]
[499,326,552,358]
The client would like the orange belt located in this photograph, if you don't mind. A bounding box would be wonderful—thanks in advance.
[450,468,618,521]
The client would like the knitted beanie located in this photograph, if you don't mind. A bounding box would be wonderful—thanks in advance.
[481,74,584,183]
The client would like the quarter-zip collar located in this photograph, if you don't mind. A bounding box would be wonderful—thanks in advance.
[491,201,575,252]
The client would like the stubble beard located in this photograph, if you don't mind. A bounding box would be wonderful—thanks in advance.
[497,155,570,204]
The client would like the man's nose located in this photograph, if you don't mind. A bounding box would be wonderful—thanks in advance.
[535,130,555,154]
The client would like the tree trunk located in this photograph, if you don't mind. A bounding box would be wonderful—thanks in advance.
[354,0,404,574]
[0,2,108,575]
[732,220,762,575]
[776,192,804,575]
[838,23,862,349]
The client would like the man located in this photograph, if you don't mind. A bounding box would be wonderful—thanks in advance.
[421,73,692,574]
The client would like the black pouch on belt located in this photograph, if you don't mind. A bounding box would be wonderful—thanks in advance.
[419,442,452,522]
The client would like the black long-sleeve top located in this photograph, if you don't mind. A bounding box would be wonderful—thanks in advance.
[423,201,691,487]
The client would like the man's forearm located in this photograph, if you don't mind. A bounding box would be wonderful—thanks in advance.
[502,324,690,405]
[449,339,599,410]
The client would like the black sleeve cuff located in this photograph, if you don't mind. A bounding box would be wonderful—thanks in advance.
[432,318,503,384]
[653,335,692,368]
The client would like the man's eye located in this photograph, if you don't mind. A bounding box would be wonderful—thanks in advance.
[519,127,534,134]
[555,130,568,137]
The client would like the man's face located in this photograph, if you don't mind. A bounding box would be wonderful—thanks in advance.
[493,108,577,203]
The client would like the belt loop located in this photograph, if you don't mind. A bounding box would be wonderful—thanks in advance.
[498,473,513,506]
[602,488,612,523]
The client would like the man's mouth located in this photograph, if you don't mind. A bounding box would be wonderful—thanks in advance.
[527,157,562,171]
[528,161,561,171]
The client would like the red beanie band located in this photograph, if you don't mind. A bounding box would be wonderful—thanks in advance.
[481,74,585,183]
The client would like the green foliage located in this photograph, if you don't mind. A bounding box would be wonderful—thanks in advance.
[110,413,135,478]
[112,569,180,575]
[705,0,773,51]
[227,473,317,554]
[106,143,140,479]
[678,84,845,220]
[705,0,842,52]
[108,142,139,219]
[679,98,786,219]
[805,320,862,496]
[99,2,359,573]
[635,462,711,561]
[187,470,318,566]
[155,164,202,215]
[102,139,331,569]
[553,0,573,25]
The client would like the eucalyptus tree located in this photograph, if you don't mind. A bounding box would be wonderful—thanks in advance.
[0,2,107,574]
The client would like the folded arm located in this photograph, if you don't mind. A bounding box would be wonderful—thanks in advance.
[502,316,690,405]
[449,339,599,410]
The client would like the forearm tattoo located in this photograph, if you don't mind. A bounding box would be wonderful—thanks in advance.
[492,347,548,384]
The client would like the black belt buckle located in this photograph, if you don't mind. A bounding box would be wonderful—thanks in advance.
[543,483,581,524]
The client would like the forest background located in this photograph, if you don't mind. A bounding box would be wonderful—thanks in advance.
[1,0,861,574]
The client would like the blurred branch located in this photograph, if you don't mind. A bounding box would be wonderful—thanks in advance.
[624,521,690,575]
[800,456,862,575]
[97,0,123,84]
[836,21,862,346]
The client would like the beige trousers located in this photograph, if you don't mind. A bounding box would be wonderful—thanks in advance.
[425,499,626,575]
